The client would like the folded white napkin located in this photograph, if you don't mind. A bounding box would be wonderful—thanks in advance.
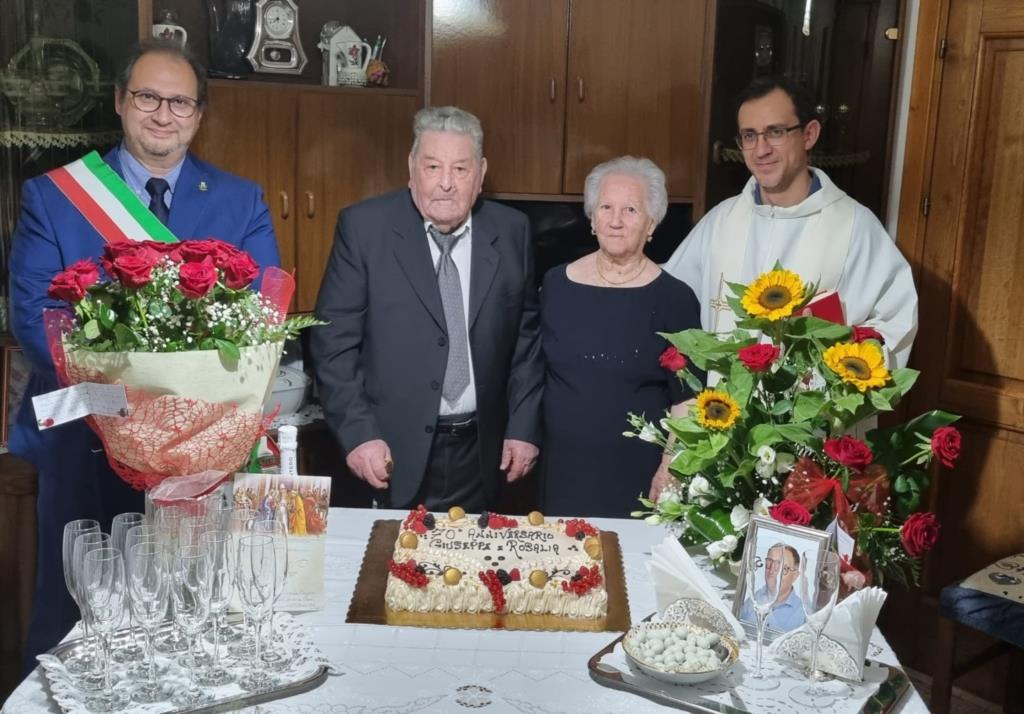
[770,586,887,681]
[648,535,747,641]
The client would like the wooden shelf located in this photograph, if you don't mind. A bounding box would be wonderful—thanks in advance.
[207,78,420,98]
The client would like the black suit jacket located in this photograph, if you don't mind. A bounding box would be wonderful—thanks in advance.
[311,189,543,506]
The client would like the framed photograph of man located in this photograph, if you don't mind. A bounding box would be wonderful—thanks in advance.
[734,515,835,636]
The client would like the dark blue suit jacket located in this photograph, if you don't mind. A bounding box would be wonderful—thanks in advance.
[8,147,280,670]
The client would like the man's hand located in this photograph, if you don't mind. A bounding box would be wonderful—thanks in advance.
[346,439,392,489]
[500,439,538,483]
[648,462,675,502]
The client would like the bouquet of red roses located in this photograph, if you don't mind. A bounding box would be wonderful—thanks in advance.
[45,238,320,490]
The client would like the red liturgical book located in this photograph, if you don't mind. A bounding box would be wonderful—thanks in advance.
[805,290,845,324]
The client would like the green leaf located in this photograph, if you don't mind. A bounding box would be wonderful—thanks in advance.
[113,323,136,349]
[770,399,793,416]
[682,368,704,395]
[215,338,241,362]
[775,422,816,444]
[83,319,100,340]
[728,359,755,407]
[792,391,826,421]
[749,423,782,447]
[97,304,115,330]
[893,474,909,494]
[689,507,732,542]
[785,317,851,342]
[833,392,865,414]
[869,389,895,412]
[891,368,920,396]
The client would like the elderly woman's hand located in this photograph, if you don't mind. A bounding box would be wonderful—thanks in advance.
[648,460,677,502]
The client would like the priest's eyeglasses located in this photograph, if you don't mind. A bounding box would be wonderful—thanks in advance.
[126,89,200,118]
[735,123,805,150]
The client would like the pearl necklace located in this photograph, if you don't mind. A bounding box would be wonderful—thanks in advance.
[595,254,649,286]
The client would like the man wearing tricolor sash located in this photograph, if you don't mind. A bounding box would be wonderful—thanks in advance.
[9,39,280,670]
[665,78,917,369]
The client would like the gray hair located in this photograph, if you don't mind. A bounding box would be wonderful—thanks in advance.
[115,38,208,107]
[411,106,484,160]
[583,156,668,226]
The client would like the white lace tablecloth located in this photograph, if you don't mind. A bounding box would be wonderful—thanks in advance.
[2,508,928,714]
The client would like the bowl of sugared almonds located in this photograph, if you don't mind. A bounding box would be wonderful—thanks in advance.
[622,622,739,684]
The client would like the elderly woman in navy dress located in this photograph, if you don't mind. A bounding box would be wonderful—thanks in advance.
[540,156,701,518]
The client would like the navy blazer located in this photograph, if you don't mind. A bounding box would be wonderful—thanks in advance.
[311,189,543,507]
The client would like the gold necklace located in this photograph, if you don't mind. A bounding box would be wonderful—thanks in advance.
[595,254,648,286]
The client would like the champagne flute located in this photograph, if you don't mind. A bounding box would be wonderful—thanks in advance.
[744,542,783,687]
[252,517,291,669]
[81,547,128,712]
[225,507,257,650]
[195,529,235,685]
[61,519,99,675]
[73,531,112,691]
[153,506,190,654]
[110,513,146,664]
[790,550,842,707]
[126,540,169,704]
[236,534,278,692]
[179,514,211,548]
[169,543,214,708]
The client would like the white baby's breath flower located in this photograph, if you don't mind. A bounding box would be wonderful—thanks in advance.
[730,504,750,531]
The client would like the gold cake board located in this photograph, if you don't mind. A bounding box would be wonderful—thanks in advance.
[347,519,632,633]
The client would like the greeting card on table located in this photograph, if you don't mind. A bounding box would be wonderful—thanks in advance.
[232,472,331,611]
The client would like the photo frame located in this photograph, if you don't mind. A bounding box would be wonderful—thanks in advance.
[0,345,30,449]
[733,515,835,637]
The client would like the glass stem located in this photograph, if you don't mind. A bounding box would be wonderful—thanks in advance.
[100,633,113,696]
[754,612,766,676]
[808,630,822,690]
[212,612,222,669]
[145,627,157,685]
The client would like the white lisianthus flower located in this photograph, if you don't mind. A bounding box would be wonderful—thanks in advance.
[752,496,773,516]
[706,535,738,560]
[757,445,776,465]
[637,422,661,444]
[645,514,663,526]
[688,476,713,506]
[730,504,750,531]
[775,452,796,473]
[755,460,774,481]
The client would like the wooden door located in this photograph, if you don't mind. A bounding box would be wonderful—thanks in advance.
[907,0,1024,592]
[431,0,570,195]
[191,83,298,279]
[564,0,709,198]
[294,90,420,312]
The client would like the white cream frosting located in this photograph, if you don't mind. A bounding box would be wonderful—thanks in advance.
[386,512,608,619]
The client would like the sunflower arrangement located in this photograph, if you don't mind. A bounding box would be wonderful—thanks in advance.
[628,266,960,587]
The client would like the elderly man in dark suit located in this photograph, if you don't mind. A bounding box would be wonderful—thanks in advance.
[312,106,542,512]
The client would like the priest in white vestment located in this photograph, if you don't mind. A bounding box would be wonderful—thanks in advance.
[665,78,918,368]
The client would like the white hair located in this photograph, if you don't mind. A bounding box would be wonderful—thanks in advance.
[583,156,668,226]
[411,106,484,160]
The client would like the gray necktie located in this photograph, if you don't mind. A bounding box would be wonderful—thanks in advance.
[429,225,471,405]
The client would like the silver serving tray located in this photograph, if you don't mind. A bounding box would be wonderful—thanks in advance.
[47,616,329,714]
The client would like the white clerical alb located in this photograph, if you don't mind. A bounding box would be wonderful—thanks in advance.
[664,168,918,368]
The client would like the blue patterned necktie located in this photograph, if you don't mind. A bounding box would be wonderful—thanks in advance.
[145,177,170,225]
[429,225,471,405]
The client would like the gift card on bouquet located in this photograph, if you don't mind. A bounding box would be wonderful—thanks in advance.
[231,472,331,611]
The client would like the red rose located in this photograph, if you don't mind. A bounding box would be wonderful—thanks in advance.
[930,426,961,468]
[178,239,238,268]
[101,242,161,279]
[659,346,687,372]
[178,260,219,299]
[67,259,100,289]
[769,499,813,527]
[47,271,87,303]
[111,254,156,288]
[852,325,885,344]
[823,435,874,469]
[900,512,940,557]
[738,343,781,372]
[222,251,259,289]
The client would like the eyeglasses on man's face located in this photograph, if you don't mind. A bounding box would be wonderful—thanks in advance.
[764,556,797,575]
[735,123,805,150]
[125,89,200,118]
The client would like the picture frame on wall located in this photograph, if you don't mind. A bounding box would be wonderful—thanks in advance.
[733,515,835,636]
[1,345,30,449]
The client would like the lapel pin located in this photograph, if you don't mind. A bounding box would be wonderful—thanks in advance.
[198,180,208,192]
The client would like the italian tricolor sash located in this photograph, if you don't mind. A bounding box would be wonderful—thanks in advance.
[46,151,178,244]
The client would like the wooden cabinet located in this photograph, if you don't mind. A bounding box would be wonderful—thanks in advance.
[191,84,419,312]
[431,0,714,201]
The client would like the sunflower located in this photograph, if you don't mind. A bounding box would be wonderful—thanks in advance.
[740,269,805,321]
[695,389,741,430]
[823,342,890,392]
